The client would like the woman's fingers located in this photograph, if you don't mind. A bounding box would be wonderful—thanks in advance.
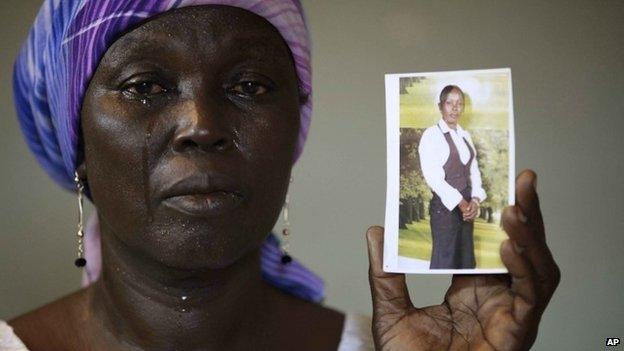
[366,226,413,321]
[464,208,477,221]
[515,170,545,241]
[462,204,477,220]
[500,239,537,326]
[502,170,561,311]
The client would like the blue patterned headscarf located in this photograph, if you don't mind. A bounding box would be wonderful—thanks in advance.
[13,0,322,303]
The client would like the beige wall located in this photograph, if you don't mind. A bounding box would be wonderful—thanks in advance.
[1,1,623,349]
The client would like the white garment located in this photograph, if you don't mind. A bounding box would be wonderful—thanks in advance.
[0,322,26,351]
[337,313,375,351]
[1,313,373,351]
[418,119,487,211]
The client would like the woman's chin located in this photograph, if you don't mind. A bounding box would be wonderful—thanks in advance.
[139,224,263,271]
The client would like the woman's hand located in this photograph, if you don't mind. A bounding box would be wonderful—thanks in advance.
[462,200,479,222]
[458,198,471,214]
[366,170,560,350]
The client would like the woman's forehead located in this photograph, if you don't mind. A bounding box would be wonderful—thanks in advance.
[445,90,463,101]
[104,5,290,63]
[137,5,280,35]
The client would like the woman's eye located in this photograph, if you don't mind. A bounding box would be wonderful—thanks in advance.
[124,81,166,96]
[230,81,269,96]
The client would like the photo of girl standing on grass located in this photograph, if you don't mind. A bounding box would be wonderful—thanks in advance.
[392,68,514,273]
[418,84,486,269]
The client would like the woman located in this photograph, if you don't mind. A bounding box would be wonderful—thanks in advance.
[2,1,559,350]
[419,85,485,269]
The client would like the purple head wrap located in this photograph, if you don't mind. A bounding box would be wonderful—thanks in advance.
[13,0,322,303]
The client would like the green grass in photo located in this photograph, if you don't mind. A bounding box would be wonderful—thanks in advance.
[398,218,507,268]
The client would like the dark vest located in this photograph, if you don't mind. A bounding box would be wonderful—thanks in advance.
[437,125,474,192]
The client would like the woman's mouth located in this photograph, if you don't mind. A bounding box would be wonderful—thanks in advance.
[158,173,246,217]
[162,191,244,217]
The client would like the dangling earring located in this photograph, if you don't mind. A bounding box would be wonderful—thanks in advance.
[280,176,293,264]
[74,172,86,267]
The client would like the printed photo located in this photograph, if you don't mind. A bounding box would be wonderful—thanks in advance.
[384,68,515,274]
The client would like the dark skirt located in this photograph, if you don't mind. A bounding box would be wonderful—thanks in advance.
[429,187,476,269]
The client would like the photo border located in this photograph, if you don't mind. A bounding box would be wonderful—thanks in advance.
[383,68,515,274]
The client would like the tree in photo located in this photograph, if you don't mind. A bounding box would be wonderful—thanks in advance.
[472,130,509,223]
[399,128,431,228]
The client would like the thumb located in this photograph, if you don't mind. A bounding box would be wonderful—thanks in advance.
[366,226,413,320]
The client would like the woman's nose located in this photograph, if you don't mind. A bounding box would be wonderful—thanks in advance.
[172,98,233,154]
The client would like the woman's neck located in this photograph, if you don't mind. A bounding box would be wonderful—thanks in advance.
[443,118,458,130]
[89,227,278,350]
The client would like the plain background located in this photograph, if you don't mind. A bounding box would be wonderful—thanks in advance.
[0,1,622,350]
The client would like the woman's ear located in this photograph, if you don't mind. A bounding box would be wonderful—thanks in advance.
[76,161,87,181]
[75,161,93,199]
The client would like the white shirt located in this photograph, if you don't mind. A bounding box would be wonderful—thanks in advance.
[1,314,374,350]
[418,119,487,211]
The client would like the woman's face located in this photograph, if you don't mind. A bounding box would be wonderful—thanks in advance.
[439,89,464,126]
[80,5,301,269]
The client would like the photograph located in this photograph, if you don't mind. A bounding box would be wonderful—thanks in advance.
[384,68,515,274]
[1,1,622,350]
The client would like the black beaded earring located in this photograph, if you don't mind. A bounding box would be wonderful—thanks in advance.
[74,172,86,267]
[280,177,293,264]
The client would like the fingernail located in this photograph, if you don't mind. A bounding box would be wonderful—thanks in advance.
[513,241,525,255]
[517,207,528,223]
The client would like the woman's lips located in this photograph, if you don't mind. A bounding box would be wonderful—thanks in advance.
[162,191,243,217]
[157,172,246,217]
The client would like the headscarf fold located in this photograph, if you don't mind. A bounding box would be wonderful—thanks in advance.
[14,0,322,303]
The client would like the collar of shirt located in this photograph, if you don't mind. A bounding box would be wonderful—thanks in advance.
[437,119,466,137]
[437,118,470,164]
